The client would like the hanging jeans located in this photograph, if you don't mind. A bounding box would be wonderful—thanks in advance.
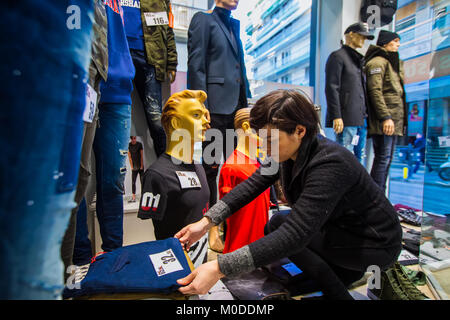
[74,103,131,259]
[371,134,398,192]
[130,49,166,157]
[335,121,368,166]
[0,1,94,299]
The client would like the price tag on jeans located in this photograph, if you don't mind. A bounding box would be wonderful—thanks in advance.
[83,83,97,123]
[149,249,183,277]
[144,12,169,26]
[175,171,201,189]
[351,135,360,146]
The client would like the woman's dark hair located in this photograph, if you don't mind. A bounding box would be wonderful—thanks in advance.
[250,89,320,139]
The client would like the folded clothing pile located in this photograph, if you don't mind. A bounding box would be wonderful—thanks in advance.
[63,238,193,299]
[401,226,421,257]
[394,204,422,226]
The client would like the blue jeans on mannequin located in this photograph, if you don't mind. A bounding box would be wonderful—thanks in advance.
[335,121,368,166]
[74,103,131,259]
[0,1,93,299]
[371,135,398,192]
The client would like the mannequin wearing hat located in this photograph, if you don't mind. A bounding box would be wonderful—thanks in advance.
[137,90,212,268]
[365,30,407,191]
[218,108,270,254]
[325,22,374,165]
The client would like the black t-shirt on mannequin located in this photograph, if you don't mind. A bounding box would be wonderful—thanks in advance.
[128,142,143,170]
[138,153,210,267]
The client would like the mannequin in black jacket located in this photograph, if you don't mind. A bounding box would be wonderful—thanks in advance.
[325,22,374,165]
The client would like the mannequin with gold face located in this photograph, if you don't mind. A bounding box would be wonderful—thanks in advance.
[161,90,211,163]
[138,90,211,268]
[218,108,271,254]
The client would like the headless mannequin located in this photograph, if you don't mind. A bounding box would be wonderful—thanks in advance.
[333,32,367,134]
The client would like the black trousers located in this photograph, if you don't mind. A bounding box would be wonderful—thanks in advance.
[265,211,401,299]
[131,169,144,195]
[202,112,237,206]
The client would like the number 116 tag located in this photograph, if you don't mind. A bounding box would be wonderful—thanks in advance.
[144,12,169,26]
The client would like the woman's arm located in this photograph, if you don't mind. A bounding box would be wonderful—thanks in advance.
[219,152,357,277]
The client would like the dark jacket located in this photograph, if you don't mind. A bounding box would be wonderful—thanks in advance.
[365,45,407,136]
[140,0,177,82]
[219,135,403,269]
[325,45,368,127]
[187,8,251,115]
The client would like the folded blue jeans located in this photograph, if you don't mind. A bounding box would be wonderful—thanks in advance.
[63,238,192,299]
[0,0,93,299]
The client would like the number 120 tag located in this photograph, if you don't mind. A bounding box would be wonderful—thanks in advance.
[144,12,169,26]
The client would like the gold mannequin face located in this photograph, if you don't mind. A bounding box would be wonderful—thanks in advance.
[170,98,210,142]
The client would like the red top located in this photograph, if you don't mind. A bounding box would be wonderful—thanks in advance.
[219,149,270,253]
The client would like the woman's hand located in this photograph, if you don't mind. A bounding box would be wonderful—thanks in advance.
[174,216,213,251]
[177,260,225,295]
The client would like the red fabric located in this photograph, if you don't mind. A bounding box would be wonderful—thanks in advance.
[219,150,270,253]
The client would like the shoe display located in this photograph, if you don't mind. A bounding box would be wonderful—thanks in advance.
[367,268,410,300]
[392,263,429,300]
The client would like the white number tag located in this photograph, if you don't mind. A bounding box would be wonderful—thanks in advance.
[83,83,97,123]
[149,249,183,277]
[144,12,169,26]
[175,171,201,189]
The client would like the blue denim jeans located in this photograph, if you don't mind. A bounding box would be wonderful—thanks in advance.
[371,135,398,192]
[74,103,131,257]
[335,123,367,165]
[64,238,192,299]
[0,1,94,299]
[73,198,92,266]
[130,49,166,157]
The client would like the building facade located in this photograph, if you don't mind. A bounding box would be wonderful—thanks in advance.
[244,0,312,91]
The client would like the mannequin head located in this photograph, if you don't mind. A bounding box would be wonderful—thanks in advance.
[383,38,401,52]
[344,32,367,49]
[234,108,262,160]
[215,0,239,11]
[343,22,374,49]
[162,90,210,163]
[162,90,210,142]
[377,30,401,52]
